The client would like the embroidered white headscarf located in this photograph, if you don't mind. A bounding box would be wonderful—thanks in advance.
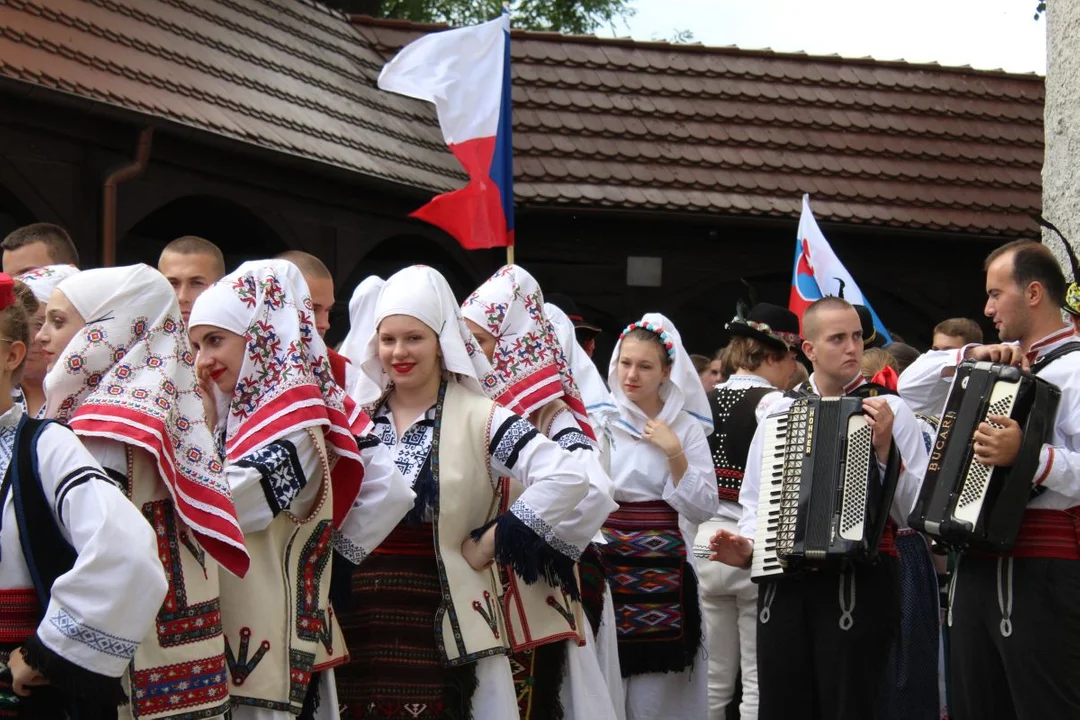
[44,264,249,576]
[607,312,714,436]
[545,301,617,425]
[18,264,80,303]
[189,260,364,527]
[352,265,491,407]
[461,265,595,438]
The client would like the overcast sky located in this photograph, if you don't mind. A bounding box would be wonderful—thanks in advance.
[598,0,1046,74]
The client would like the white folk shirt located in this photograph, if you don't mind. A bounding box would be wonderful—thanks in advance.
[0,406,166,679]
[737,373,929,540]
[711,374,785,524]
[898,326,1080,510]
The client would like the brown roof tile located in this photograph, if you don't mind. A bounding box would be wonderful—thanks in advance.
[0,1,1042,237]
[386,16,1052,236]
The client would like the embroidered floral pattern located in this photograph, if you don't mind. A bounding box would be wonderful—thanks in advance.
[461,266,595,438]
[471,590,500,639]
[225,627,270,686]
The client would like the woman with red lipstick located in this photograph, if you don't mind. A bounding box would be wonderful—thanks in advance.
[187,260,405,719]
[601,313,717,720]
[336,264,592,719]
[462,265,621,720]
[37,263,250,720]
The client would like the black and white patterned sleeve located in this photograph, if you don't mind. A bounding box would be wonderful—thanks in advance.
[485,406,591,598]
[228,430,322,533]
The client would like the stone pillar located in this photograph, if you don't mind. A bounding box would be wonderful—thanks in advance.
[1042,1,1080,277]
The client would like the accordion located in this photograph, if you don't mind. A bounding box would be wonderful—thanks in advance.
[908,361,1060,552]
[751,396,900,582]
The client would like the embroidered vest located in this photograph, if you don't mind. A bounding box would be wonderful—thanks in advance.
[707,386,774,502]
[113,445,232,720]
[432,382,508,665]
[496,400,586,652]
[217,429,344,715]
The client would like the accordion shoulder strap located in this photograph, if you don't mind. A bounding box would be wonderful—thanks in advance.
[1031,341,1080,376]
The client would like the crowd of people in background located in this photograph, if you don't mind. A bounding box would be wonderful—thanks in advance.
[0,220,1077,720]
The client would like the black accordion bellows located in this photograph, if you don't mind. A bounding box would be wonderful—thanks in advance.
[752,396,901,582]
[908,360,1061,552]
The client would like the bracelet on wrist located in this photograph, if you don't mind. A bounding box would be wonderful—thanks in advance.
[666,450,684,460]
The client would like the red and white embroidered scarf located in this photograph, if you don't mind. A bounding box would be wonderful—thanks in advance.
[44,264,249,577]
[462,265,595,440]
[189,260,363,528]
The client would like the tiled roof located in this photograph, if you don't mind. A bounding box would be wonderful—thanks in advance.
[0,0,466,192]
[0,1,1044,238]
[354,16,1045,237]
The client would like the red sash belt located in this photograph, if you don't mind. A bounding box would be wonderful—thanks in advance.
[605,500,679,530]
[970,508,1080,560]
[877,520,899,558]
[0,588,41,645]
[371,522,436,558]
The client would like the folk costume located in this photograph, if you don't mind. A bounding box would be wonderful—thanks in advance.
[0,271,167,718]
[603,313,717,720]
[544,301,624,719]
[694,303,796,720]
[44,264,250,720]
[462,265,620,720]
[13,264,79,418]
[189,261,370,719]
[737,372,929,720]
[897,328,1080,719]
[335,265,592,719]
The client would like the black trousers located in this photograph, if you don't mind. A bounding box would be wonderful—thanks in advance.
[950,555,1080,720]
[756,556,900,720]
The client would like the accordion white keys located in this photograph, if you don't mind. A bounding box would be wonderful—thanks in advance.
[752,396,900,582]
[909,361,1061,552]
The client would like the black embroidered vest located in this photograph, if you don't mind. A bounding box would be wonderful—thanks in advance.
[707,385,775,502]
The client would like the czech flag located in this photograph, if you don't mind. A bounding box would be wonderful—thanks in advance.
[377,15,514,250]
[789,194,891,343]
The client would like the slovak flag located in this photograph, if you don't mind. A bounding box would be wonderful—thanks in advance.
[378,15,514,250]
[789,194,891,343]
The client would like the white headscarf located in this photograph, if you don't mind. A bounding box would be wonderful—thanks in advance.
[545,302,617,425]
[352,265,492,407]
[607,312,713,435]
[17,264,80,303]
[339,275,385,396]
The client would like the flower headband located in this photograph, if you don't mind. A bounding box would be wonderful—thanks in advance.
[619,320,677,361]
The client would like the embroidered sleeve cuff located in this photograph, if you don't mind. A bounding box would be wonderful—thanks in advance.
[37,606,139,680]
[21,632,128,708]
[332,528,369,565]
[489,500,582,600]
[1034,444,1055,487]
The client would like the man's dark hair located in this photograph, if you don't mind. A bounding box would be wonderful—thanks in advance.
[933,318,983,345]
[1,223,79,266]
[985,240,1066,308]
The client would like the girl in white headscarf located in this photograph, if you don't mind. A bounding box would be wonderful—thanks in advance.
[601,313,717,720]
[336,265,591,719]
[188,260,393,719]
[14,264,78,417]
[38,264,249,720]
[462,265,620,720]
